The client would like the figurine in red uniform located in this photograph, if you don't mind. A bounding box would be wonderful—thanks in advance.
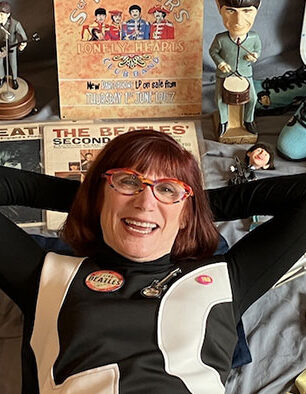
[105,10,122,41]
[148,5,174,40]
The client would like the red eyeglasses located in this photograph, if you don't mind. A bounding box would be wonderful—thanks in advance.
[103,168,193,204]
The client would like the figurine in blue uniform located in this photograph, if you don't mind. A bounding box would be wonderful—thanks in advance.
[122,5,150,40]
[209,0,261,137]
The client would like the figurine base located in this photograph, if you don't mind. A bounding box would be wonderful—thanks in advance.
[213,104,258,144]
[0,77,36,120]
[218,126,258,144]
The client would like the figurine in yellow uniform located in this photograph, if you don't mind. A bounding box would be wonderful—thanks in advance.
[82,8,109,41]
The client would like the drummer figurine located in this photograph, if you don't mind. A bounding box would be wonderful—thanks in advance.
[209,0,262,138]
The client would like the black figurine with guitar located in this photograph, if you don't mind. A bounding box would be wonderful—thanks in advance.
[0,1,39,119]
[0,32,40,86]
[0,1,29,90]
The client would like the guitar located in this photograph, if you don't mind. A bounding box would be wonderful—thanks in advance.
[0,32,40,58]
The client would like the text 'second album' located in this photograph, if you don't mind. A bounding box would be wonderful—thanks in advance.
[53,0,204,119]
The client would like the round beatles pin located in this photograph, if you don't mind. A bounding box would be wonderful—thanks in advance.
[85,270,124,292]
[196,275,213,285]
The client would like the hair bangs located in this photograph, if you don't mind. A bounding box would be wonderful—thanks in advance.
[100,131,194,184]
[133,142,190,180]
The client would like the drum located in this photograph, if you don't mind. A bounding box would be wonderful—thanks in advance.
[222,76,250,105]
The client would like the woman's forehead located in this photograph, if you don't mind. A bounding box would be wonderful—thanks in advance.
[130,167,176,180]
[131,160,180,178]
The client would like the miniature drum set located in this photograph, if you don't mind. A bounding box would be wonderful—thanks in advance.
[213,75,258,144]
[217,74,258,144]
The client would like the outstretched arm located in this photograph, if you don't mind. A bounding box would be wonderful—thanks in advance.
[213,174,306,318]
[207,173,306,221]
[0,166,80,211]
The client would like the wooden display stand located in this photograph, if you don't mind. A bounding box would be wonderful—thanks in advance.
[0,77,36,120]
[213,104,258,144]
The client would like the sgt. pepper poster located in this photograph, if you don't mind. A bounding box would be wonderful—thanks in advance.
[53,0,204,119]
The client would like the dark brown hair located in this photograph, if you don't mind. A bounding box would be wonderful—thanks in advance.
[62,130,219,261]
[218,0,261,9]
[0,1,11,14]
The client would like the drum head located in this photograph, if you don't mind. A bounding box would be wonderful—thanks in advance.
[223,76,249,92]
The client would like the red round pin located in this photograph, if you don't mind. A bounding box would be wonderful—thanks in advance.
[85,270,124,292]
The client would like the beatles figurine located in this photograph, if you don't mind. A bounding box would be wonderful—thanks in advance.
[209,0,262,143]
[0,1,38,119]
[229,143,274,184]
[228,142,275,230]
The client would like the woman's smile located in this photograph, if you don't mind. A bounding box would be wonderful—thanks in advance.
[122,218,159,235]
[100,174,186,262]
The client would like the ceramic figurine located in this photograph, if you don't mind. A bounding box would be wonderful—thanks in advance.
[0,1,27,90]
[228,142,275,231]
[209,0,262,139]
[229,143,274,185]
[0,1,39,119]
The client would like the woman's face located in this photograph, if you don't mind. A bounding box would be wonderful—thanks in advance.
[100,172,186,262]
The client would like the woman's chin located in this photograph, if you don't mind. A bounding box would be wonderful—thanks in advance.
[113,240,167,262]
[119,246,163,262]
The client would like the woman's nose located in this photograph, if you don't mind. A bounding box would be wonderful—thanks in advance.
[133,186,157,211]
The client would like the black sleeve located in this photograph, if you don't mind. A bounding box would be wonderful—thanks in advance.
[219,173,306,318]
[207,173,306,221]
[0,211,46,313]
[0,167,79,313]
[0,166,80,211]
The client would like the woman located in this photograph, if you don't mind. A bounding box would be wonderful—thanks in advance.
[0,130,305,394]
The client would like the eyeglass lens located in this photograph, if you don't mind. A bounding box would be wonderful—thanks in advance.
[111,172,186,203]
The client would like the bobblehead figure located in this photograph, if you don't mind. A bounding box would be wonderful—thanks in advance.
[209,0,261,142]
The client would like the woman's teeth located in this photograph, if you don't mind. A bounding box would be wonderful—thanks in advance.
[124,219,158,234]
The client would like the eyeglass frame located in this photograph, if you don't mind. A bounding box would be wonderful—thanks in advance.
[102,168,194,204]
